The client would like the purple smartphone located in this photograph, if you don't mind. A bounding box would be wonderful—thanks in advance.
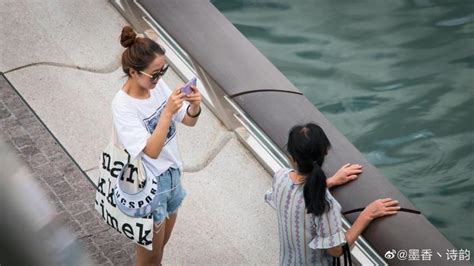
[181,77,197,96]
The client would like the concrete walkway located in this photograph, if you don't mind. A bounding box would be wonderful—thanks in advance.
[1,0,278,265]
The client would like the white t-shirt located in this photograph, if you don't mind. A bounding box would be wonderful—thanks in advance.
[112,79,189,177]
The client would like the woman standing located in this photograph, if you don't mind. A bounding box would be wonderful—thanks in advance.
[113,26,202,265]
[265,123,400,265]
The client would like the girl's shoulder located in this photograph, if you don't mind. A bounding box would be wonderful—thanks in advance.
[273,167,293,181]
[112,90,135,112]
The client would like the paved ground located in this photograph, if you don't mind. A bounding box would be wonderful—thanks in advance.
[0,1,279,265]
[0,73,135,265]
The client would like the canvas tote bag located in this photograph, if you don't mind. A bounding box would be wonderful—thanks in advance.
[94,127,156,250]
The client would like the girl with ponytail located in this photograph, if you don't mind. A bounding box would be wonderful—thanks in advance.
[265,123,400,265]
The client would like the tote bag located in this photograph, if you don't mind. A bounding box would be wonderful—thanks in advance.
[94,128,157,250]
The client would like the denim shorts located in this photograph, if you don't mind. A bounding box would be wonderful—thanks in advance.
[152,167,186,224]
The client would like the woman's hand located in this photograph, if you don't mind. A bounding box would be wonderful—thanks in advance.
[342,198,400,251]
[185,85,202,107]
[362,198,400,221]
[164,86,185,116]
[327,163,363,187]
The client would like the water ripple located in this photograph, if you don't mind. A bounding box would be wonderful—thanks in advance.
[214,0,474,250]
[436,14,474,27]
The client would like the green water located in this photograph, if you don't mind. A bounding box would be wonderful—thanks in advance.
[212,0,474,250]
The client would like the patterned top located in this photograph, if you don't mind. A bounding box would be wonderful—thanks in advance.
[265,168,346,265]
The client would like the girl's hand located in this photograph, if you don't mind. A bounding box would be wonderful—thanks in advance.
[185,85,202,107]
[362,198,400,221]
[328,163,363,187]
[164,86,185,116]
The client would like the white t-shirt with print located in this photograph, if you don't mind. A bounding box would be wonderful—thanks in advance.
[112,79,189,177]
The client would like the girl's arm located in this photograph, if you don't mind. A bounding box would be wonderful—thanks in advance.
[143,111,173,159]
[181,85,202,127]
[181,104,200,127]
[327,198,400,257]
[144,88,184,159]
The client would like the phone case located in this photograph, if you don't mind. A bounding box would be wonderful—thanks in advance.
[181,77,197,95]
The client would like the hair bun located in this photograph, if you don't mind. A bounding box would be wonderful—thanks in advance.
[120,26,137,48]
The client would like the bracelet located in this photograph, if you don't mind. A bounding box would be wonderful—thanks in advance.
[186,105,201,118]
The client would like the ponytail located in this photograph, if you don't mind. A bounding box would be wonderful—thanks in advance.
[304,161,329,216]
[287,123,331,216]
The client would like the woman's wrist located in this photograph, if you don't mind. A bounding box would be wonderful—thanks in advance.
[359,209,374,222]
[187,104,201,118]
[326,176,335,188]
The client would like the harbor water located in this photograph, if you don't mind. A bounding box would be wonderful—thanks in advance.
[212,0,474,251]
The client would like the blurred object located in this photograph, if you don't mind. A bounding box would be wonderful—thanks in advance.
[144,28,160,42]
[0,138,91,266]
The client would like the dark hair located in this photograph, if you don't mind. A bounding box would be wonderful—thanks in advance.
[287,123,331,216]
[120,26,165,77]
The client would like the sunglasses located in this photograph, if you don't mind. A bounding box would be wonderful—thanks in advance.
[140,64,169,82]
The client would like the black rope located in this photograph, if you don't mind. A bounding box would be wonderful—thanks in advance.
[342,207,421,215]
[332,243,352,266]
[343,243,352,266]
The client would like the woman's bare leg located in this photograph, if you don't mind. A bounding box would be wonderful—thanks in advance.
[135,221,166,266]
[163,212,178,246]
[134,212,178,266]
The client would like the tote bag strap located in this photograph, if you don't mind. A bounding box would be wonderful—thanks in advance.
[111,123,122,149]
[112,123,146,184]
